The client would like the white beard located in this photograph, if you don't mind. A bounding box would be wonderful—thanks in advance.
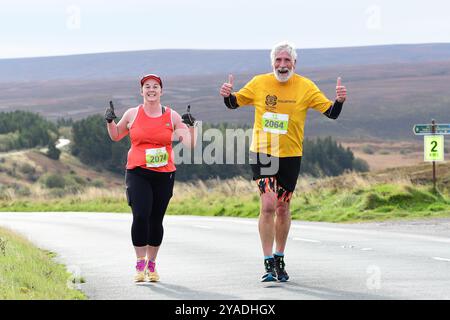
[273,67,294,82]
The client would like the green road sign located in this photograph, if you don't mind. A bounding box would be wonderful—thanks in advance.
[435,124,450,134]
[414,124,450,135]
[424,135,444,162]
[414,124,431,135]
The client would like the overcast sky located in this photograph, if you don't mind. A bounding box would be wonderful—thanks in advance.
[1,0,449,59]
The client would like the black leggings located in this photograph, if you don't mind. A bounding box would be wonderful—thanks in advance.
[125,167,175,247]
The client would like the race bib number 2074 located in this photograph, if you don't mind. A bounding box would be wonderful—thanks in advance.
[146,147,169,168]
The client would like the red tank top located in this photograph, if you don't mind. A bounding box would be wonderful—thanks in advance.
[126,105,176,172]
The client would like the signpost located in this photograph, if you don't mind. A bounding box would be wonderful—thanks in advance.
[413,123,450,135]
[413,119,448,191]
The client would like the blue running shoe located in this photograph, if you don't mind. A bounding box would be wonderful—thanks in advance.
[261,258,277,282]
[274,254,289,282]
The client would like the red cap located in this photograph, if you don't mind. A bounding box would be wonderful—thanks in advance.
[140,74,163,88]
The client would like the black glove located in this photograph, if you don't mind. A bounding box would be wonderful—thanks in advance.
[105,101,117,123]
[181,105,196,127]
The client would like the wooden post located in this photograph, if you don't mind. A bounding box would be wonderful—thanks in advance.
[431,119,436,191]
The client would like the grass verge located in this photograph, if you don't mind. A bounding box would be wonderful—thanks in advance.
[0,227,86,299]
[1,174,449,223]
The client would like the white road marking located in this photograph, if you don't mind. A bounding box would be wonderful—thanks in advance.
[172,216,256,226]
[292,237,321,243]
[361,248,374,251]
[290,224,450,244]
[432,257,450,262]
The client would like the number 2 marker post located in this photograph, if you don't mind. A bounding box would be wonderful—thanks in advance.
[414,119,447,191]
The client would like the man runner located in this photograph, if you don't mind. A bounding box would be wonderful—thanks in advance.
[219,41,347,282]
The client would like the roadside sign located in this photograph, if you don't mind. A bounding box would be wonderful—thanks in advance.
[435,124,450,134]
[424,135,444,162]
[414,124,450,135]
[415,119,447,191]
[414,124,431,135]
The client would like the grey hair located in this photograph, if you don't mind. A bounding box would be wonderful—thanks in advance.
[270,41,297,65]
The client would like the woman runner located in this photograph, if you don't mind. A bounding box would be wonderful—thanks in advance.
[105,74,197,282]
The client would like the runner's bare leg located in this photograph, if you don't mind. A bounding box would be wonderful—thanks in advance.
[275,201,291,253]
[259,192,277,256]
[146,245,160,262]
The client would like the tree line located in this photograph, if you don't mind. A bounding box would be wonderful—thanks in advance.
[0,111,369,180]
[70,115,369,180]
[0,111,59,152]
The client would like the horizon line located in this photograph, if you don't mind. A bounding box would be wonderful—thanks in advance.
[1,41,449,61]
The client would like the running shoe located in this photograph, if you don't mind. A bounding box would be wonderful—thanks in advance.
[261,258,277,282]
[274,254,289,282]
[146,260,160,282]
[134,258,147,283]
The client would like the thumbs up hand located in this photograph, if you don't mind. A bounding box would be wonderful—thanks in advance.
[182,104,196,127]
[105,100,117,123]
[220,74,234,97]
[336,77,347,103]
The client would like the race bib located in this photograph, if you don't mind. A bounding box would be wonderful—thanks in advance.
[262,112,289,134]
[145,147,169,168]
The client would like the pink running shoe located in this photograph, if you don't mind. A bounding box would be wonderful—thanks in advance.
[146,260,160,282]
[134,258,147,283]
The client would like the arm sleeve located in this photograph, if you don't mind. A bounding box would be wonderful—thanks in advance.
[224,94,239,109]
[323,100,344,120]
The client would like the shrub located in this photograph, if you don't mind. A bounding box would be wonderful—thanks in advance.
[44,174,66,189]
[71,175,86,186]
[400,149,410,155]
[362,193,385,210]
[47,141,61,160]
[362,145,375,154]
[352,158,370,172]
[19,163,36,175]
[12,184,31,197]
[91,179,105,188]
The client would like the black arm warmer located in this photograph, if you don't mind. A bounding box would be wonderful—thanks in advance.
[224,94,239,109]
[323,100,343,119]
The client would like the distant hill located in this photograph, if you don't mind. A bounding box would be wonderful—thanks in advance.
[1,43,450,82]
[0,43,449,140]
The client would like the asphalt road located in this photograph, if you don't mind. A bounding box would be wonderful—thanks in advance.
[1,212,449,300]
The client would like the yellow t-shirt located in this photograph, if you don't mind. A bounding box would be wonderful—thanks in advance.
[234,73,332,157]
